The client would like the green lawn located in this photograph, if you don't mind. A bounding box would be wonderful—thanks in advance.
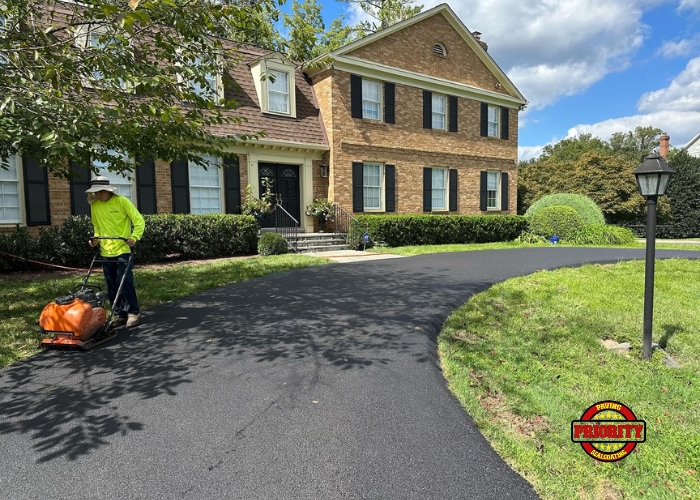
[0,254,330,368]
[439,259,700,500]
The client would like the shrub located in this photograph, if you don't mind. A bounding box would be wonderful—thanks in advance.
[667,150,700,238]
[525,193,605,225]
[354,214,528,247]
[258,232,289,256]
[568,224,636,245]
[528,206,586,240]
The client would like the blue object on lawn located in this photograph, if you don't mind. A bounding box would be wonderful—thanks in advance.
[549,236,560,244]
[363,232,370,243]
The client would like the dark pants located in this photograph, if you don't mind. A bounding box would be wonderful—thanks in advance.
[102,253,140,318]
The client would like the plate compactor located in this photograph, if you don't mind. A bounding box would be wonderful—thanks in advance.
[40,237,132,350]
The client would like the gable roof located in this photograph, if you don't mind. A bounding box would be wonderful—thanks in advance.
[304,3,526,108]
[684,132,700,151]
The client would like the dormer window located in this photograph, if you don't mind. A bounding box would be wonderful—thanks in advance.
[268,69,289,113]
[433,43,446,57]
[190,55,222,104]
[250,55,297,118]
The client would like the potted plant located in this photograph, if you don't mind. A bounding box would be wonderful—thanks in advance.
[241,179,273,219]
[305,198,335,232]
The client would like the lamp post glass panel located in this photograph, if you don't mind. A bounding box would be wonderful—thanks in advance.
[633,154,674,360]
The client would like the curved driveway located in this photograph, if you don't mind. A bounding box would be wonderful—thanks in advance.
[1,248,698,499]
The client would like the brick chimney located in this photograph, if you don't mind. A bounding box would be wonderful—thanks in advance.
[659,132,670,158]
[472,31,488,52]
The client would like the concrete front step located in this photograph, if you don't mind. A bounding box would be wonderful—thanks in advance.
[296,244,352,253]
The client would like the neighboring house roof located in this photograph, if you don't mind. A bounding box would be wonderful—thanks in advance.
[212,44,328,150]
[304,3,527,109]
[684,132,700,156]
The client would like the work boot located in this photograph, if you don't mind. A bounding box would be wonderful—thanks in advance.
[109,316,126,329]
[126,313,141,328]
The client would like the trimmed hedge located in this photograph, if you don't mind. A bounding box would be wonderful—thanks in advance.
[525,193,605,225]
[257,232,289,256]
[528,206,586,240]
[355,214,528,247]
[0,214,258,271]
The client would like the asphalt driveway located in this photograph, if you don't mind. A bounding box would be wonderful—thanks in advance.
[1,247,698,499]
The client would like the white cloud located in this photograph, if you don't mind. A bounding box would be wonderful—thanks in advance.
[637,56,700,113]
[677,0,700,11]
[518,144,547,162]
[657,36,700,58]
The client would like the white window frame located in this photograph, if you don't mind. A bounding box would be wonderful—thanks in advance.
[362,79,382,121]
[487,105,500,138]
[431,167,448,211]
[76,25,132,90]
[432,94,447,130]
[267,69,290,114]
[486,171,501,210]
[0,14,7,65]
[0,154,24,225]
[363,162,383,211]
[188,155,223,214]
[190,55,223,104]
[255,59,296,117]
[92,150,136,205]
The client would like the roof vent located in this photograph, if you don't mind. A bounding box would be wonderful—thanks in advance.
[433,43,446,56]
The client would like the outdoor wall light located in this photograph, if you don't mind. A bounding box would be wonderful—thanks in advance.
[320,163,329,178]
[633,153,674,360]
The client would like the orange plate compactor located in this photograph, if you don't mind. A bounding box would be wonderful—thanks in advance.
[40,237,131,350]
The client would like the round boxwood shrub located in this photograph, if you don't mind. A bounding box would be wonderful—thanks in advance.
[528,205,586,240]
[525,193,605,225]
[258,232,289,256]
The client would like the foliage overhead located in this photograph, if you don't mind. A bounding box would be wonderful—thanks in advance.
[0,0,283,177]
[338,0,423,36]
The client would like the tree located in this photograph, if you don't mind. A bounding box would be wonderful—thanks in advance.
[609,126,663,163]
[666,149,700,237]
[314,15,355,56]
[0,0,281,178]
[283,0,325,62]
[228,2,285,52]
[338,0,423,36]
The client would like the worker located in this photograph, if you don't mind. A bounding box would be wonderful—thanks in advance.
[86,176,145,329]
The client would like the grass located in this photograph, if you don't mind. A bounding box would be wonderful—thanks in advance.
[0,254,330,368]
[438,259,700,500]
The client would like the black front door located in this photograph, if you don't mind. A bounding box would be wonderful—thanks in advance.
[258,163,301,228]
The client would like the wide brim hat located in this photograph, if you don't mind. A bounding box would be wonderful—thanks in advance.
[86,175,118,204]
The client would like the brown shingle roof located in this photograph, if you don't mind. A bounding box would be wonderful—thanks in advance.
[216,45,328,147]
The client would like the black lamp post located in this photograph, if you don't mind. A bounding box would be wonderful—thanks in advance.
[633,153,674,360]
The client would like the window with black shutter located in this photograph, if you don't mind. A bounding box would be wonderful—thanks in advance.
[170,159,190,214]
[223,155,241,214]
[350,75,363,119]
[501,107,509,140]
[449,96,458,133]
[423,91,432,129]
[352,162,364,212]
[449,169,458,211]
[384,82,395,124]
[480,103,489,137]
[385,164,395,212]
[136,158,157,214]
[479,171,488,211]
[501,172,509,211]
[22,157,51,225]
[423,167,432,212]
[69,161,92,216]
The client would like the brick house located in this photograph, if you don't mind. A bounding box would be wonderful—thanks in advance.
[0,3,526,235]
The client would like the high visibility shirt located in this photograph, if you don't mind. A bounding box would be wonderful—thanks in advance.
[90,194,145,257]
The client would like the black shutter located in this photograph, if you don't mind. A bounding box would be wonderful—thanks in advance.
[479,171,488,211]
[350,75,363,119]
[449,95,458,132]
[22,157,50,225]
[170,159,190,214]
[449,169,458,212]
[423,167,432,212]
[423,90,432,129]
[501,172,509,211]
[223,155,241,214]
[384,82,395,124]
[480,103,488,137]
[69,160,91,216]
[385,164,395,212]
[352,162,364,212]
[501,107,509,140]
[136,157,157,215]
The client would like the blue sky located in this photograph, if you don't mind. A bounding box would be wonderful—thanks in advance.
[279,0,700,161]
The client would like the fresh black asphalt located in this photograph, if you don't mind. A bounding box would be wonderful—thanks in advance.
[1,247,699,499]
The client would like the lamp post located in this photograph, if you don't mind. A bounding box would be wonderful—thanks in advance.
[633,154,674,360]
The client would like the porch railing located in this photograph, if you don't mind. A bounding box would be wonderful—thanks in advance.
[274,203,300,252]
[333,203,370,250]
